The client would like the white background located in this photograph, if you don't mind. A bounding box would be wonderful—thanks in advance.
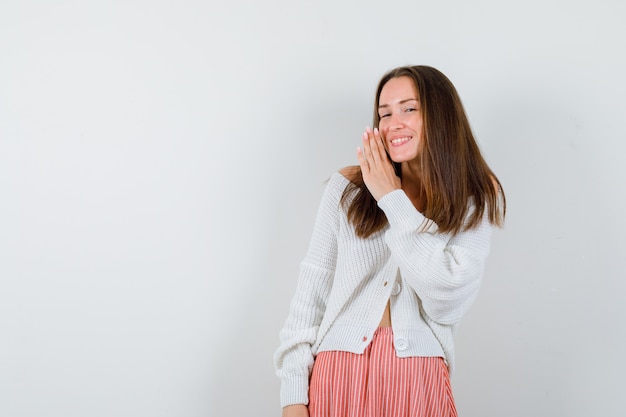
[1,1,625,416]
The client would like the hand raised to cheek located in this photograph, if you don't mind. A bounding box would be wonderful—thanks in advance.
[356,127,401,201]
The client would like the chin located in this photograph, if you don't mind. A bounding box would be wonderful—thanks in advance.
[389,152,418,164]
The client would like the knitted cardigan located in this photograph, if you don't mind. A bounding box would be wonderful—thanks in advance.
[274,172,494,407]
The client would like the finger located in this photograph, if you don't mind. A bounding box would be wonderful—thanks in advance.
[370,127,386,164]
[363,128,376,165]
[356,146,369,172]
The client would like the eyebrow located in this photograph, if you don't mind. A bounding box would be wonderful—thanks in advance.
[378,98,418,109]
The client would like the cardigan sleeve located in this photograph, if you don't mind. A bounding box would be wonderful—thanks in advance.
[377,189,494,326]
[273,174,343,407]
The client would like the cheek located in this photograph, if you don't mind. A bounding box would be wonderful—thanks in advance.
[378,121,389,136]
[412,116,423,131]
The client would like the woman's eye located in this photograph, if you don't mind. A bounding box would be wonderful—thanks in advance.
[379,113,391,118]
[405,108,416,112]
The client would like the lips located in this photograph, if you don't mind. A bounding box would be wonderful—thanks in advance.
[389,136,411,146]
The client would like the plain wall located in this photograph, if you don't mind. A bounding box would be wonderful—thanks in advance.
[1,0,625,416]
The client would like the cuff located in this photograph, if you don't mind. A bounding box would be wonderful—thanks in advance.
[280,373,310,408]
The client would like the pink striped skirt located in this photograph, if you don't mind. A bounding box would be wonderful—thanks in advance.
[308,327,457,417]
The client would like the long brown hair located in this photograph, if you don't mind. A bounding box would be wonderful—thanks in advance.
[341,65,506,238]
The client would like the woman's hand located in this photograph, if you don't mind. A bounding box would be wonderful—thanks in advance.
[282,404,309,417]
[357,127,401,201]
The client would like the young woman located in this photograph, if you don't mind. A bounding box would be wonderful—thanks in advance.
[274,65,506,417]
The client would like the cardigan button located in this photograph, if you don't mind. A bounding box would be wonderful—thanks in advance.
[391,282,401,296]
[395,338,408,350]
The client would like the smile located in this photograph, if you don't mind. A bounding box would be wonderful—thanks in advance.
[390,136,411,145]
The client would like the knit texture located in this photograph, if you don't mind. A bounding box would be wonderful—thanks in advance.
[274,172,494,407]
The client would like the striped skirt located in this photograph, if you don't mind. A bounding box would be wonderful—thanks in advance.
[308,327,457,417]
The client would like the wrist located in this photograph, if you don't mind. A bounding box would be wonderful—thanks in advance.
[282,404,308,417]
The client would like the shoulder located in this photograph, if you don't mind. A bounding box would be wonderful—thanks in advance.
[316,169,355,211]
[490,175,502,191]
[326,169,351,193]
[326,166,360,196]
[339,165,360,181]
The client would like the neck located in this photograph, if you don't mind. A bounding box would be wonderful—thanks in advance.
[401,160,424,187]
[400,162,425,211]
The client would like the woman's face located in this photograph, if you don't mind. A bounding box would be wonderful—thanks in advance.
[377,76,423,163]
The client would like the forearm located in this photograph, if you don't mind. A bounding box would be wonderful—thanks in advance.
[378,190,493,324]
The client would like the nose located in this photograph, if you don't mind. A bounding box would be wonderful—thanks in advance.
[388,113,405,130]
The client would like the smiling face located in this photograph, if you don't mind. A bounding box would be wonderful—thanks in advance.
[377,76,423,164]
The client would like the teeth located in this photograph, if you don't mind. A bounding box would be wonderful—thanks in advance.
[391,137,411,144]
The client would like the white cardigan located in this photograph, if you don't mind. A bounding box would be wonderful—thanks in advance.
[274,172,494,407]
